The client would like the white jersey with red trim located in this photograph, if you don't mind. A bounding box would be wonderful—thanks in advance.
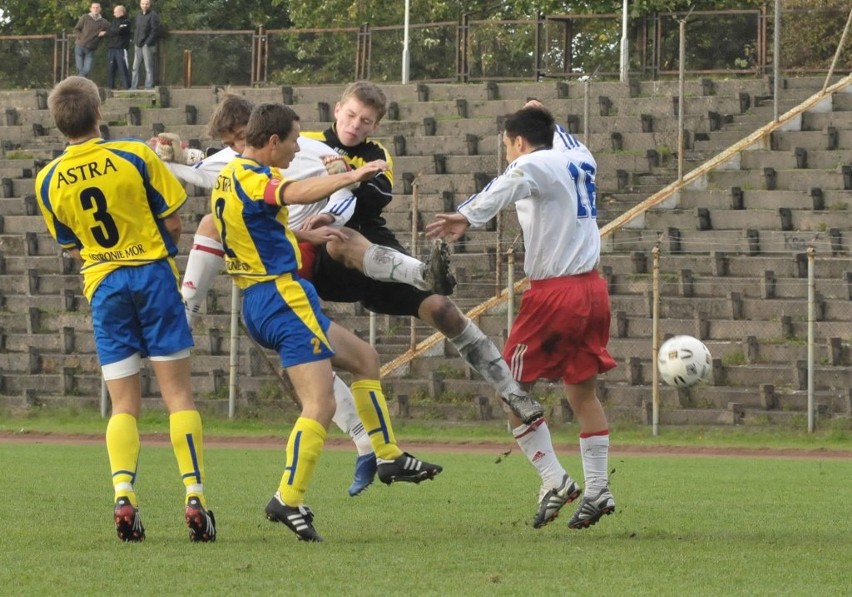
[457,143,600,280]
[167,136,356,230]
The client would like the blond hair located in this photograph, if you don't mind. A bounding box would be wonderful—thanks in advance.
[48,76,100,139]
[339,81,387,121]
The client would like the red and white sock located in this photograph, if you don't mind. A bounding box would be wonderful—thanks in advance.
[182,234,225,325]
[513,418,567,491]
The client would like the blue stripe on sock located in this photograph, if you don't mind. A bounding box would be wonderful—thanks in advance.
[185,432,201,483]
[284,430,302,485]
[368,391,390,444]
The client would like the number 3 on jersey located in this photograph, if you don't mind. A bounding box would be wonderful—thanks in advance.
[568,162,597,219]
[80,187,119,248]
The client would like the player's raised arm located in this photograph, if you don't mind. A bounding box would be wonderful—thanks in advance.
[275,160,387,206]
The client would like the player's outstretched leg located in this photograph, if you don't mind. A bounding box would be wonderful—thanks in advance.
[449,320,543,424]
[360,240,456,295]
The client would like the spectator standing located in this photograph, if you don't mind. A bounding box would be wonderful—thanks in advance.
[73,2,109,79]
[131,0,161,90]
[105,5,132,90]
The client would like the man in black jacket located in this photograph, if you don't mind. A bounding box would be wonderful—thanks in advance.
[130,0,161,90]
[73,2,109,78]
[106,5,132,90]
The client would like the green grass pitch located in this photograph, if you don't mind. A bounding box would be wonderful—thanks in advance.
[1,440,850,596]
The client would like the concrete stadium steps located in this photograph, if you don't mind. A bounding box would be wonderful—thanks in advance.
[608,293,842,321]
[0,272,82,297]
[640,206,844,232]
[705,167,849,192]
[0,254,71,275]
[1,76,850,423]
[738,148,849,171]
[0,89,48,110]
[802,110,852,131]
[602,228,843,255]
[393,154,495,176]
[0,158,37,178]
[770,129,852,152]
[0,197,33,217]
[0,292,84,316]
[10,350,101,376]
[0,233,61,256]
[0,213,53,233]
[612,313,843,343]
[373,134,499,157]
[675,189,852,211]
[604,271,849,303]
[2,329,96,354]
[602,253,850,280]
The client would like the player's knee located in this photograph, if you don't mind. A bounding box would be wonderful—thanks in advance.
[196,214,219,238]
[325,235,347,261]
[353,345,381,377]
[420,295,465,334]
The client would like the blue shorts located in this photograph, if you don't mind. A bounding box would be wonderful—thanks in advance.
[241,274,334,368]
[90,260,194,365]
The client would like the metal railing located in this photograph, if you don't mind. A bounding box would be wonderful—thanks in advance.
[1,8,849,89]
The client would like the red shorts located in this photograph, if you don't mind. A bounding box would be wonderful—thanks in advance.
[297,242,318,281]
[504,271,616,385]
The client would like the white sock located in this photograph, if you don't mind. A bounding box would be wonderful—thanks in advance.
[579,432,610,494]
[449,319,524,398]
[512,419,567,490]
[331,374,373,456]
[362,244,428,290]
[182,234,225,325]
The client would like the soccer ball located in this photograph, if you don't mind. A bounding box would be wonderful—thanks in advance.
[657,335,712,387]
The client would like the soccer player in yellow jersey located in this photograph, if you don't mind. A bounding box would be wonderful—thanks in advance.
[34,76,216,543]
[213,102,442,542]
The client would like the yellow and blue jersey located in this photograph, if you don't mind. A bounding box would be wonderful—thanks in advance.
[212,155,334,367]
[35,138,187,300]
[210,156,303,290]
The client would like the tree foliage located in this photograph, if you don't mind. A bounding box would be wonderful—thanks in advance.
[0,0,847,86]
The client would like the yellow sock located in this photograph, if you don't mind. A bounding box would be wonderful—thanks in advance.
[170,410,207,509]
[278,417,327,506]
[350,379,402,460]
[106,413,140,507]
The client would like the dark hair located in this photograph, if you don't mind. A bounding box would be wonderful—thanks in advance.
[245,103,300,148]
[208,94,255,139]
[503,106,555,148]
